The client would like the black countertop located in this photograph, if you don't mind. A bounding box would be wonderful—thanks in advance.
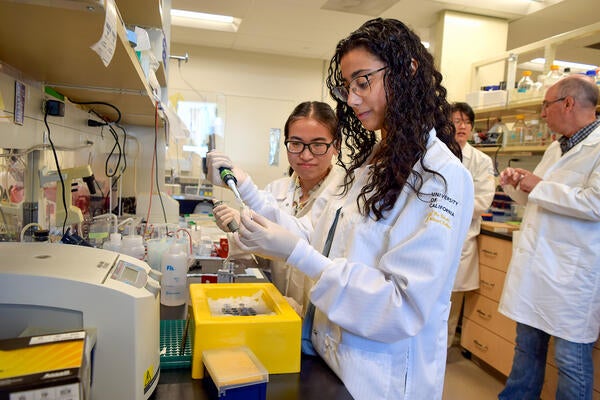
[480,228,513,241]
[155,304,353,400]
[151,355,353,400]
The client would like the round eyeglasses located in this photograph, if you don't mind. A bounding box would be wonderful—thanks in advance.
[332,66,388,103]
[285,141,334,155]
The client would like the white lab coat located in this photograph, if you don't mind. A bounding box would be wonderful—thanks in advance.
[263,166,345,315]
[240,130,474,400]
[453,143,495,291]
[499,122,600,343]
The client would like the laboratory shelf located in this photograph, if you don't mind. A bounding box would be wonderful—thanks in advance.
[473,144,548,155]
[116,0,164,29]
[0,0,165,126]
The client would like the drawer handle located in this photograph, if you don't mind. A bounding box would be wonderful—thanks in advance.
[476,309,492,320]
[473,339,489,352]
[482,249,498,257]
[480,279,495,289]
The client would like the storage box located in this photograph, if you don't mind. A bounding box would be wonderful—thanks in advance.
[203,347,268,400]
[466,90,507,108]
[0,330,95,400]
[190,283,301,379]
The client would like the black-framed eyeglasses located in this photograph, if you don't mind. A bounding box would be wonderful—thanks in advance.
[332,66,388,103]
[284,141,334,155]
[542,96,566,110]
[452,119,472,126]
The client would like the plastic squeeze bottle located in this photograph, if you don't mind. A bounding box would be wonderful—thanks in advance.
[160,242,189,306]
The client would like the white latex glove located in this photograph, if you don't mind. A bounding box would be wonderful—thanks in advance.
[213,203,241,233]
[224,233,254,261]
[206,150,248,187]
[234,208,300,262]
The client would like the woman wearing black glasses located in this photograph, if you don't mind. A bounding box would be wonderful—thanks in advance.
[213,101,343,316]
[208,18,474,399]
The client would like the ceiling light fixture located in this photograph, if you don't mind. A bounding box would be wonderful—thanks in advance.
[170,9,241,32]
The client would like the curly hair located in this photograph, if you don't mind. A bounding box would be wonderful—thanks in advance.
[326,18,461,220]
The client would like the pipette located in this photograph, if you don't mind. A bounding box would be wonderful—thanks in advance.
[212,200,239,233]
[214,210,258,264]
[219,167,245,207]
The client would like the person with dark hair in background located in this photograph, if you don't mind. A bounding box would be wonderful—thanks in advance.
[208,18,473,399]
[213,101,343,316]
[498,74,600,400]
[447,102,495,348]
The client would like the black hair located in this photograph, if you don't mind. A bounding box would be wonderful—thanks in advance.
[451,102,475,126]
[284,101,339,145]
[326,18,461,220]
[283,101,340,178]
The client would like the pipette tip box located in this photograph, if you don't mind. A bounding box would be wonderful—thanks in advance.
[202,346,268,400]
[0,330,95,400]
[189,282,301,379]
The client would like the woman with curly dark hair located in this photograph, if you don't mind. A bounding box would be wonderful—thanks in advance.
[207,18,474,399]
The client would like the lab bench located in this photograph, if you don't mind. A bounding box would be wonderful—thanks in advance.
[154,304,353,400]
[151,355,353,400]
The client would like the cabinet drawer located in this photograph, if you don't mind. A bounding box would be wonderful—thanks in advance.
[464,292,516,343]
[478,264,507,302]
[478,235,512,272]
[462,318,515,376]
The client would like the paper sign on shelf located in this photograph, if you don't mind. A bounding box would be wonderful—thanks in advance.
[90,0,118,67]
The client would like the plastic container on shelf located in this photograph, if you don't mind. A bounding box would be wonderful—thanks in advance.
[161,242,189,306]
[517,70,534,93]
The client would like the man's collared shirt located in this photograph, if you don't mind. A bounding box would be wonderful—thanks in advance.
[559,118,600,155]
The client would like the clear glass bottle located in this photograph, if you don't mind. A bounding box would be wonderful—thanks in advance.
[517,71,534,93]
[524,118,539,145]
[543,65,562,91]
[540,120,550,145]
[510,115,528,146]
[488,118,509,146]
